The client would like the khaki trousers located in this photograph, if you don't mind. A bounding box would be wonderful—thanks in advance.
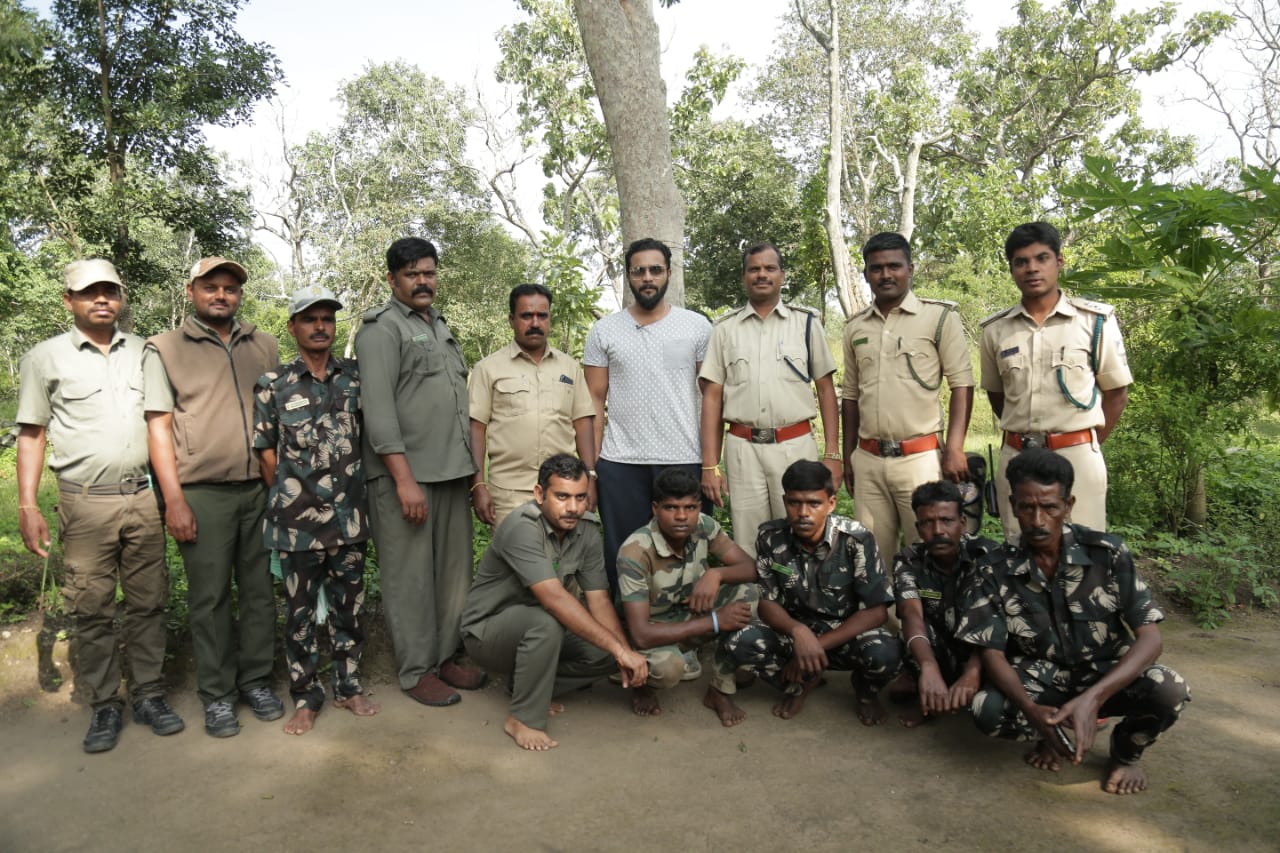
[852,447,942,560]
[995,439,1108,543]
[724,432,819,557]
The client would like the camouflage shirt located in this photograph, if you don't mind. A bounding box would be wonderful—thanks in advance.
[755,515,890,622]
[954,524,1164,669]
[253,356,368,551]
[893,534,999,639]
[617,514,740,622]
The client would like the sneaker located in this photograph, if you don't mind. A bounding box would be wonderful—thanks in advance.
[240,685,285,721]
[680,650,702,681]
[204,700,241,738]
[133,696,185,736]
[83,705,124,753]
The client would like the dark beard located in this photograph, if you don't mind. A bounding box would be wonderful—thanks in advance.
[630,282,668,311]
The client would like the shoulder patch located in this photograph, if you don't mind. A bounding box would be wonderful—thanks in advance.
[361,303,392,323]
[1068,296,1115,317]
[980,306,1016,327]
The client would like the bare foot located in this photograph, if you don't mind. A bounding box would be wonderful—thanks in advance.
[855,684,887,726]
[898,703,927,728]
[887,671,917,704]
[503,714,558,751]
[631,685,662,717]
[548,701,565,717]
[334,694,380,717]
[702,686,747,727]
[283,706,317,736]
[1024,740,1063,772]
[1103,759,1148,795]
[772,680,817,720]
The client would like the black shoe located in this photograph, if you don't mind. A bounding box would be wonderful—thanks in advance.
[133,696,185,736]
[84,705,124,753]
[240,685,285,721]
[204,700,241,738]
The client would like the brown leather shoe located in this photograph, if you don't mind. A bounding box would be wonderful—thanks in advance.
[405,673,460,707]
[440,659,488,691]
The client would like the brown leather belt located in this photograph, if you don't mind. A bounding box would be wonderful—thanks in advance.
[858,434,939,458]
[58,476,151,496]
[727,421,811,444]
[1004,429,1094,451]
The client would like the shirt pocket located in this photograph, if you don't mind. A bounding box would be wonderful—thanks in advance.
[896,336,940,388]
[662,337,696,371]
[997,349,1030,398]
[779,344,809,383]
[56,380,101,416]
[816,561,854,612]
[1068,586,1122,652]
[1051,348,1096,405]
[493,376,531,417]
[725,348,753,386]
[410,338,444,376]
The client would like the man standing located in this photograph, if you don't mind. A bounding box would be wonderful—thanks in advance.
[956,449,1189,795]
[461,454,648,751]
[725,460,903,724]
[18,259,183,753]
[700,242,841,556]
[355,236,485,708]
[254,285,381,735]
[980,221,1131,542]
[841,232,974,557]
[618,468,758,726]
[469,283,596,529]
[892,480,997,728]
[145,256,283,737]
[584,238,711,592]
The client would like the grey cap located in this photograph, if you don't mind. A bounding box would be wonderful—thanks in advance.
[288,284,343,317]
[64,258,124,292]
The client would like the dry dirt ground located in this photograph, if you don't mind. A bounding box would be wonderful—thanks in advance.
[0,607,1276,853]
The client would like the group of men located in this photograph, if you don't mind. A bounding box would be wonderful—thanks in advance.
[17,221,1187,795]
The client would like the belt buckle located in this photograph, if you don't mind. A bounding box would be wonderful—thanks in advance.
[880,440,903,458]
[1021,433,1044,450]
[750,428,774,445]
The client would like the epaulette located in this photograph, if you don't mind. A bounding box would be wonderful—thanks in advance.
[918,297,959,309]
[362,303,393,323]
[1068,296,1115,317]
[979,306,1017,327]
[830,514,872,542]
[711,307,743,327]
[1070,524,1122,552]
[847,303,876,323]
[786,303,820,316]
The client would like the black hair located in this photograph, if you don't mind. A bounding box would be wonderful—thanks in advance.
[742,241,786,273]
[624,237,672,271]
[509,283,553,315]
[910,480,963,513]
[861,232,912,264]
[1006,448,1074,500]
[652,468,701,503]
[386,237,438,274]
[537,453,588,490]
[1004,222,1062,262]
[781,459,834,496]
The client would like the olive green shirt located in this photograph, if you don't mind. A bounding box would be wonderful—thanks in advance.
[354,298,475,483]
[460,502,607,640]
[17,327,150,484]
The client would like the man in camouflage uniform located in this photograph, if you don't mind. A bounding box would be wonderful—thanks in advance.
[254,285,380,735]
[725,460,903,722]
[892,480,998,728]
[955,449,1189,795]
[618,468,759,726]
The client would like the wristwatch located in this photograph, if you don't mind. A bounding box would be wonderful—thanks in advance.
[586,469,598,481]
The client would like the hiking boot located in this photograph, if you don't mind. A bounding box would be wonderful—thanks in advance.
[133,696,185,736]
[204,700,241,738]
[84,705,124,753]
[240,686,285,721]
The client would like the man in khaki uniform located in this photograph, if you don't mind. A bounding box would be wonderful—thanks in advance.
[980,221,1131,542]
[18,259,183,753]
[700,242,841,556]
[469,284,596,529]
[841,232,974,557]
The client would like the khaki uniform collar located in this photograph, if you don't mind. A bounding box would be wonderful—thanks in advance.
[387,297,439,324]
[731,300,792,323]
[69,325,126,351]
[502,339,558,362]
[185,314,246,341]
[871,289,922,320]
[1014,291,1075,321]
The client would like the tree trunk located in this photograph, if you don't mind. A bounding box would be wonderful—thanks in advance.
[573,0,685,307]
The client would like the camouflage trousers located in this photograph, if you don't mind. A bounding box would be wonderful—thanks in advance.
[642,582,758,695]
[903,621,972,683]
[972,657,1190,764]
[724,618,903,696]
[280,543,368,711]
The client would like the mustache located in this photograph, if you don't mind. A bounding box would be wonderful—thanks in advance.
[1027,527,1051,538]
[309,333,331,341]
[926,536,954,548]
[413,286,435,297]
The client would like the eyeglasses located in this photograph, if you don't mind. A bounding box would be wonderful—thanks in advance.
[628,265,667,278]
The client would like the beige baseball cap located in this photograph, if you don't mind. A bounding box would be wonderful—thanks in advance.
[188,256,248,285]
[64,258,124,292]
[288,284,343,318]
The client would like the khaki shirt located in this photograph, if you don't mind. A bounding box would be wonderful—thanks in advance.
[354,299,475,484]
[469,342,593,491]
[699,302,836,427]
[979,294,1131,434]
[17,327,149,484]
[841,291,974,440]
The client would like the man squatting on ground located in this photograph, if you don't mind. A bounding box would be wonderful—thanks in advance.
[725,460,904,723]
[698,241,841,558]
[956,449,1190,795]
[355,237,485,708]
[145,256,285,737]
[892,480,998,728]
[17,259,184,753]
[253,284,380,735]
[461,454,648,751]
[617,467,759,726]
[469,283,597,530]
